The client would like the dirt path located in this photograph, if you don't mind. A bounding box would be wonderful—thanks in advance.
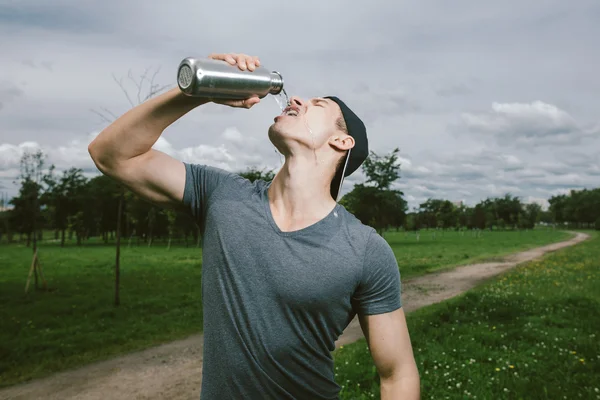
[1,232,589,400]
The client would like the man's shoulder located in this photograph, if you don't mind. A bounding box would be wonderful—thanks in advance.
[336,205,394,252]
[185,162,268,195]
[336,205,377,244]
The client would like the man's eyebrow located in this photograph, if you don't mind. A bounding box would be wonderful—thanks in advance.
[312,98,329,106]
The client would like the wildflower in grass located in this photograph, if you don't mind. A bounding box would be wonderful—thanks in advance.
[579,358,585,363]
[495,368,500,372]
[509,365,514,369]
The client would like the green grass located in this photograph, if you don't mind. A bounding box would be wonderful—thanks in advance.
[332,231,599,399]
[0,229,572,388]
[0,243,203,387]
[385,228,570,279]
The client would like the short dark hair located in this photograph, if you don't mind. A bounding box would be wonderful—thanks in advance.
[335,116,348,134]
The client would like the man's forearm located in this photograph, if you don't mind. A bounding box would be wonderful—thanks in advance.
[88,87,208,170]
[380,374,420,400]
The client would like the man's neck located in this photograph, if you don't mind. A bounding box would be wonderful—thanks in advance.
[267,156,337,232]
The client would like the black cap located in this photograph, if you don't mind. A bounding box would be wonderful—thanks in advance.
[325,96,369,200]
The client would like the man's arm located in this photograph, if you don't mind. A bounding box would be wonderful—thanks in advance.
[88,88,208,208]
[87,52,261,209]
[358,308,420,399]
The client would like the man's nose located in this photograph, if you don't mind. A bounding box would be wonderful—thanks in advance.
[289,96,305,108]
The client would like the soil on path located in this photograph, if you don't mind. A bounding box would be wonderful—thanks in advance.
[1,232,589,400]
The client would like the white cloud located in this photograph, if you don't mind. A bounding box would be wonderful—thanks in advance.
[0,141,42,169]
[222,127,243,144]
[461,101,597,146]
[0,127,277,196]
[524,196,550,210]
[1,0,599,210]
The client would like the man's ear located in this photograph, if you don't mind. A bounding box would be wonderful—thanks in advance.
[329,135,355,151]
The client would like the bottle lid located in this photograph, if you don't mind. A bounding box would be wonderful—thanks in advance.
[269,71,284,95]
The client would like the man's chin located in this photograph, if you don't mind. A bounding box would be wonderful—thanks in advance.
[268,124,297,147]
[268,120,291,136]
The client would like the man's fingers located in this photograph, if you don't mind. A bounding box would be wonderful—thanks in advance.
[208,53,237,65]
[212,96,260,109]
[207,53,260,71]
[237,54,247,71]
[233,97,260,109]
[246,55,256,71]
[225,54,236,65]
[244,97,260,108]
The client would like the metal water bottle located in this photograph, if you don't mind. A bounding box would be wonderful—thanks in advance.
[177,57,284,99]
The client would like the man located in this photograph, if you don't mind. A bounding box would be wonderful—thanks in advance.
[88,52,420,399]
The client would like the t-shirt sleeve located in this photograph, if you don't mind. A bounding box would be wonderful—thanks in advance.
[351,230,402,315]
[181,162,238,227]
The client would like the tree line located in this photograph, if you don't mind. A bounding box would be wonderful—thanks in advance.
[1,148,599,246]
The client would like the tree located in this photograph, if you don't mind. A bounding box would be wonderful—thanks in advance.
[42,167,88,246]
[418,199,459,229]
[91,66,170,306]
[549,188,600,229]
[549,194,567,225]
[85,175,123,242]
[11,150,47,249]
[472,203,487,230]
[456,204,471,229]
[238,167,276,183]
[495,194,522,229]
[10,149,49,291]
[166,209,177,250]
[539,209,553,225]
[361,147,401,190]
[522,203,542,229]
[340,148,406,235]
[0,192,11,243]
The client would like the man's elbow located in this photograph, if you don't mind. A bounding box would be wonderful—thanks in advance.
[88,128,123,171]
[379,362,421,399]
[88,141,108,173]
[88,137,120,177]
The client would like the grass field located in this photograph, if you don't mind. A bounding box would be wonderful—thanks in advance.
[0,229,571,387]
[384,228,570,279]
[332,231,599,399]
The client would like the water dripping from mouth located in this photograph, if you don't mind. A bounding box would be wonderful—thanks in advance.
[272,89,288,166]
[303,117,319,164]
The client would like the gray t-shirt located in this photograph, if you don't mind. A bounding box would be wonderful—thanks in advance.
[182,163,402,400]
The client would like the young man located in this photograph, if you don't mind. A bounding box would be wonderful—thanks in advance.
[88,52,420,399]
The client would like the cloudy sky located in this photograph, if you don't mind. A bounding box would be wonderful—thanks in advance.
[1,0,599,209]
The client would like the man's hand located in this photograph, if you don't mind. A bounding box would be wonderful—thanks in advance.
[207,52,262,109]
